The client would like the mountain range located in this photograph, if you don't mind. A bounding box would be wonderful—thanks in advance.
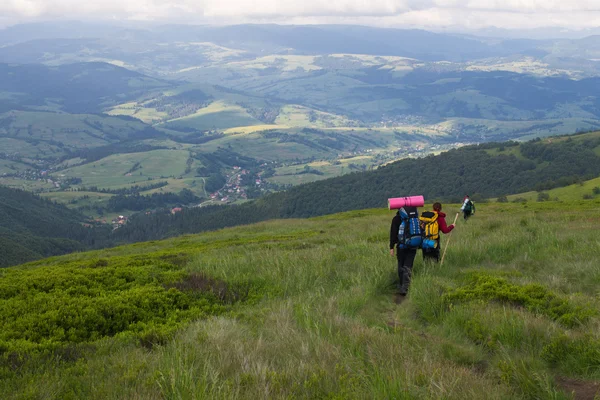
[2,22,600,247]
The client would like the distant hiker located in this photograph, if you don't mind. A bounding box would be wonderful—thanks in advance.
[420,202,455,263]
[461,195,475,221]
[390,206,422,296]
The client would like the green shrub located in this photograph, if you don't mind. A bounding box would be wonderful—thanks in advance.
[537,192,550,202]
[443,274,595,327]
[0,254,243,356]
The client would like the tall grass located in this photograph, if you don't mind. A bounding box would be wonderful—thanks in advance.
[2,200,600,399]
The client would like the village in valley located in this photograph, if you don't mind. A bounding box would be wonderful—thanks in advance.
[208,166,251,204]
[202,164,278,206]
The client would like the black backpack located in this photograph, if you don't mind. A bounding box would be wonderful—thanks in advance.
[464,200,475,215]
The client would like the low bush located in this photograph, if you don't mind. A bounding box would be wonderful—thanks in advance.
[443,274,595,327]
[0,254,244,358]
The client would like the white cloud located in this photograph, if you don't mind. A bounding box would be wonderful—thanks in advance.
[1,0,202,20]
[2,0,600,29]
[202,0,419,18]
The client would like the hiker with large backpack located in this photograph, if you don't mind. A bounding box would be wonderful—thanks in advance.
[461,195,475,221]
[389,206,422,296]
[420,202,455,263]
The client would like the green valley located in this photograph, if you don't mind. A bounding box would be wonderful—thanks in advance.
[5,25,600,215]
[109,130,600,244]
[2,129,600,268]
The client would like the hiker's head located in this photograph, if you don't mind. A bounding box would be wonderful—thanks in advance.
[433,202,442,211]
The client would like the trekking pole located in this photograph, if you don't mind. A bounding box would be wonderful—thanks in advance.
[440,213,460,266]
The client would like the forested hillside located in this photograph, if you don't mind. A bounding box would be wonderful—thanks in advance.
[0,63,169,113]
[0,186,109,267]
[113,132,600,242]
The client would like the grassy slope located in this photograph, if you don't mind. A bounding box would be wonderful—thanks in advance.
[60,150,192,188]
[0,111,149,144]
[507,176,600,202]
[39,191,115,214]
[274,104,360,128]
[160,101,262,131]
[106,102,170,124]
[0,137,61,159]
[2,200,600,399]
[0,159,31,175]
[267,156,376,186]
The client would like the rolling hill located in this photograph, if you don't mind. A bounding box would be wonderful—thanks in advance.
[0,23,535,65]
[0,62,169,114]
[1,201,599,399]
[505,176,600,202]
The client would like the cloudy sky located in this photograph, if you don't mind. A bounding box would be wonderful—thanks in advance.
[2,0,600,31]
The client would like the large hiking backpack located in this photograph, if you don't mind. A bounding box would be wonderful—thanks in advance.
[398,207,423,249]
[464,200,475,215]
[419,211,439,249]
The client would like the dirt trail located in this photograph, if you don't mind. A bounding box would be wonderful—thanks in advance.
[556,377,600,400]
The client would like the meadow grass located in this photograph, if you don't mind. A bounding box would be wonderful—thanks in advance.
[0,111,147,149]
[507,176,600,202]
[223,125,289,135]
[60,150,191,189]
[0,177,55,192]
[107,104,169,124]
[196,132,332,162]
[226,55,322,72]
[1,201,600,399]
[267,157,377,186]
[0,159,32,175]
[161,101,261,132]
[0,137,61,159]
[274,105,359,128]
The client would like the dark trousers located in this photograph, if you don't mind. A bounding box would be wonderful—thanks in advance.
[423,247,440,263]
[397,248,417,294]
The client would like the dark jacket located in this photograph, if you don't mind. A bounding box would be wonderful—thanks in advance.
[390,213,401,249]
